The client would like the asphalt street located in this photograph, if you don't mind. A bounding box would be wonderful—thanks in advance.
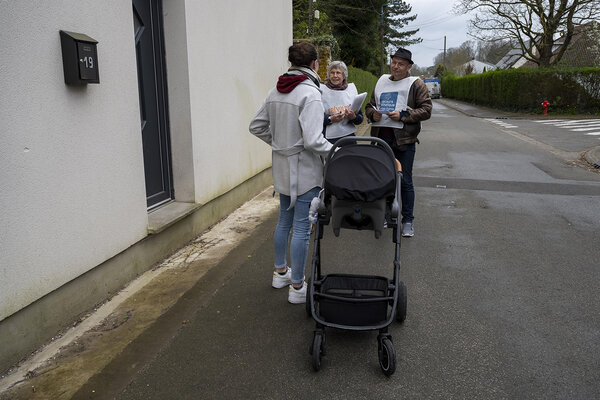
[107,100,600,399]
[3,99,600,399]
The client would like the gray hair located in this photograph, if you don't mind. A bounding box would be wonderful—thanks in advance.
[327,61,348,79]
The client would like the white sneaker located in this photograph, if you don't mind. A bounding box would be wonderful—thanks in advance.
[288,282,307,304]
[272,267,292,288]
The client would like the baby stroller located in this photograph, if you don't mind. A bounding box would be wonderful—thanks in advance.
[306,136,407,376]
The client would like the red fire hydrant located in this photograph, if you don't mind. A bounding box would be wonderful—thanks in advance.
[542,100,550,115]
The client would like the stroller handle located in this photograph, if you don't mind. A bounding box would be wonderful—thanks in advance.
[325,136,397,166]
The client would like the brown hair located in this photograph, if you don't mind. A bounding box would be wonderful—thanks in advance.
[288,42,318,67]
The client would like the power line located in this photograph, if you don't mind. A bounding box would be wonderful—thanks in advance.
[406,13,465,29]
[420,37,446,42]
[416,44,445,51]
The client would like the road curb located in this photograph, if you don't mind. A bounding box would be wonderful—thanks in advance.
[435,98,518,119]
[435,98,478,117]
[584,146,600,169]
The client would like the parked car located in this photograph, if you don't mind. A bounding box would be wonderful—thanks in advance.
[423,77,441,99]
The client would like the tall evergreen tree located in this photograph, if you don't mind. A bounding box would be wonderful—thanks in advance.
[317,0,378,72]
[382,2,421,52]
[380,1,421,73]
[293,0,421,76]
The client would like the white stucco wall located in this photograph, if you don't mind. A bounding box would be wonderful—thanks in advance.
[0,0,292,323]
[0,2,149,321]
[184,0,292,204]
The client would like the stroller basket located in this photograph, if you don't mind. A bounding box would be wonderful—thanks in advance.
[317,274,391,326]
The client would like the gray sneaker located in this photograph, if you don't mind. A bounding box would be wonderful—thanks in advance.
[402,222,414,237]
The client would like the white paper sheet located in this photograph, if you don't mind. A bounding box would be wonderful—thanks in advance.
[350,92,367,112]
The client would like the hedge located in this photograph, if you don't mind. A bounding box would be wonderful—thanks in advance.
[441,68,600,114]
[347,66,378,114]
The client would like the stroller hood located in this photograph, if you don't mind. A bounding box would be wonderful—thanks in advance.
[324,144,396,202]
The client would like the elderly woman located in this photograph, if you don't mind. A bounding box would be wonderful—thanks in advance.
[321,61,364,144]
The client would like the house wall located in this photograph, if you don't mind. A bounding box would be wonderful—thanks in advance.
[173,0,290,205]
[0,1,149,323]
[0,0,290,371]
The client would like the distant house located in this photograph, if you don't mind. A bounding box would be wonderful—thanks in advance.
[495,21,600,69]
[495,46,529,69]
[458,59,498,76]
[553,21,600,67]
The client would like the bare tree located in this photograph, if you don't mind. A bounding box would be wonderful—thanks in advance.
[476,39,513,64]
[434,42,476,73]
[455,0,600,67]
[464,63,475,75]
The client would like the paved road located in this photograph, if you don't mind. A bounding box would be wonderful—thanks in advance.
[9,100,599,399]
[484,117,600,153]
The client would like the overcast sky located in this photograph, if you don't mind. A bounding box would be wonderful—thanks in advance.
[402,0,474,67]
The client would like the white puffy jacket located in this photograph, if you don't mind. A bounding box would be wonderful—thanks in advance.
[250,70,332,207]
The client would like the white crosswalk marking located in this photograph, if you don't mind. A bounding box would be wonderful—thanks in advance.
[556,122,600,127]
[572,126,600,131]
[485,118,518,129]
[533,119,600,137]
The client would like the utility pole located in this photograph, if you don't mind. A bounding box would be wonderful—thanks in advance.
[308,0,314,36]
[443,36,446,66]
[380,11,385,75]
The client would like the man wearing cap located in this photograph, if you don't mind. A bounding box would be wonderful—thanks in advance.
[365,47,432,237]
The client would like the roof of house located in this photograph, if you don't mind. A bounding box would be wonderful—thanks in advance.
[553,21,600,67]
[460,59,498,75]
[496,47,526,69]
[495,21,600,69]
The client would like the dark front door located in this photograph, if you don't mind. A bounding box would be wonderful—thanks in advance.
[133,0,173,209]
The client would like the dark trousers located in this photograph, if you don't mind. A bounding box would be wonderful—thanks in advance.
[393,143,416,223]
[377,129,416,223]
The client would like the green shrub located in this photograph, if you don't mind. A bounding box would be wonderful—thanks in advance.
[441,67,600,114]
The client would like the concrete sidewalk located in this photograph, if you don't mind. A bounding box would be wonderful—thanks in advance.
[0,188,281,399]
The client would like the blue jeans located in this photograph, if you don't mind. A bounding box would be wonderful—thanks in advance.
[274,187,321,284]
[393,143,416,224]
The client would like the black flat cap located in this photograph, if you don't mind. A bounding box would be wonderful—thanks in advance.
[392,48,413,64]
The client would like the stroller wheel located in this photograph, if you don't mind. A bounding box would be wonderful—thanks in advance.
[378,337,396,376]
[311,331,325,371]
[396,281,407,323]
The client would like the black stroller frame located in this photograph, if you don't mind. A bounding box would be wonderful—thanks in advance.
[306,137,407,376]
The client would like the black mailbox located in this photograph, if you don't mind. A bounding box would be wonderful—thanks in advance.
[59,30,99,84]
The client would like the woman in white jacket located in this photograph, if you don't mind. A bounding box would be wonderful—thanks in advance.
[249,42,332,304]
